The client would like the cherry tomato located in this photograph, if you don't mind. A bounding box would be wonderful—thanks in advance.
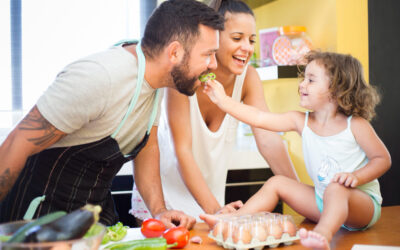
[141,218,166,238]
[162,226,190,248]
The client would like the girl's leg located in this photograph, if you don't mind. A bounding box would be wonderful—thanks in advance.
[300,182,375,250]
[237,175,321,221]
[200,175,321,227]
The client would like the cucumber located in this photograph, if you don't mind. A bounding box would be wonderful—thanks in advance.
[7,211,67,243]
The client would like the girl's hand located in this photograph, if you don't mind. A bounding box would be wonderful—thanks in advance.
[331,172,359,187]
[216,200,244,214]
[203,79,227,106]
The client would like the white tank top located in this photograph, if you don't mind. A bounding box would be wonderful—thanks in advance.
[302,112,382,204]
[158,67,247,219]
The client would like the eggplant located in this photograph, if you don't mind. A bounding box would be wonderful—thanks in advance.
[23,204,101,243]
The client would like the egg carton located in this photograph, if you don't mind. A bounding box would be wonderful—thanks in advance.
[208,231,299,250]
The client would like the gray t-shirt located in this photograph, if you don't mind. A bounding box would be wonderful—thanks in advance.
[37,46,162,155]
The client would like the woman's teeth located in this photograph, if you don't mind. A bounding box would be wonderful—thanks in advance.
[233,56,246,64]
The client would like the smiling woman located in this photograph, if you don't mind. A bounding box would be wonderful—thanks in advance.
[1,0,140,112]
[131,0,298,222]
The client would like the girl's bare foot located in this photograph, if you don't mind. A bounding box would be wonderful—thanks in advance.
[199,213,219,229]
[299,228,330,250]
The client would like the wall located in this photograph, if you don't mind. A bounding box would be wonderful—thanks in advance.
[368,0,400,206]
[253,0,368,214]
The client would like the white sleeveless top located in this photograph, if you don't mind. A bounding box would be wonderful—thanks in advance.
[131,66,248,220]
[302,112,382,204]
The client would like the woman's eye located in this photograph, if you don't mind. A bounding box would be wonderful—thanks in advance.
[232,37,241,41]
[250,40,256,44]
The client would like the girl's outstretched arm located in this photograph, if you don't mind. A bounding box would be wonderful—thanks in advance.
[203,79,303,133]
[333,117,391,187]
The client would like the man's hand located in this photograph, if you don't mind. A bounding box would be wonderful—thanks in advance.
[332,172,359,188]
[154,210,196,230]
[216,200,243,214]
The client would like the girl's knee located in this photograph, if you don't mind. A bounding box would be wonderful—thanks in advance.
[264,175,290,188]
[324,182,351,197]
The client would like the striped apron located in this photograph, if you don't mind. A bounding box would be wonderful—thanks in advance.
[0,41,160,225]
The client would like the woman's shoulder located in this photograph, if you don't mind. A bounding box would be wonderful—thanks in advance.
[243,65,260,82]
[241,65,263,101]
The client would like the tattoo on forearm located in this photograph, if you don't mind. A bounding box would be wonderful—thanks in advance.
[18,107,65,146]
[0,168,18,199]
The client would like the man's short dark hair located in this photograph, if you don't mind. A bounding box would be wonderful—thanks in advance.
[141,0,225,59]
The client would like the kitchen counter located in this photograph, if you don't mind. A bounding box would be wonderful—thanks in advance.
[103,206,400,249]
[185,206,400,249]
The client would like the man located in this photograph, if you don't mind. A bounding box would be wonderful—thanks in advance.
[0,0,224,229]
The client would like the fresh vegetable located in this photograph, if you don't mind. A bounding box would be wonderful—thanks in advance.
[199,72,216,83]
[7,211,67,243]
[162,226,189,249]
[0,235,11,242]
[84,222,106,240]
[141,218,166,238]
[23,204,101,243]
[101,221,129,244]
[104,237,177,250]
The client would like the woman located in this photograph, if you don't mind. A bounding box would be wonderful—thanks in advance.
[131,0,298,221]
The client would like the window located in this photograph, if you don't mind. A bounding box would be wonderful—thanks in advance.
[1,0,140,112]
[0,1,12,111]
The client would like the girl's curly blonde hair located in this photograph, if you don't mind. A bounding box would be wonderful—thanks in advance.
[302,51,380,121]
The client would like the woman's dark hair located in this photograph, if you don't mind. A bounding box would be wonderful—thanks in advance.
[142,0,224,59]
[302,51,380,121]
[209,0,254,17]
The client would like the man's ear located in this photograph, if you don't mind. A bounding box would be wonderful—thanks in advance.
[166,41,184,64]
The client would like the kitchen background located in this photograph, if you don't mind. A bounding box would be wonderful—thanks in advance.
[1,0,399,226]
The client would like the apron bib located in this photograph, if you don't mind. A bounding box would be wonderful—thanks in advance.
[0,41,160,225]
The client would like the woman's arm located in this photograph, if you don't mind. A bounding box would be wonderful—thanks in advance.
[333,117,391,187]
[165,88,221,214]
[240,67,299,180]
[134,126,196,229]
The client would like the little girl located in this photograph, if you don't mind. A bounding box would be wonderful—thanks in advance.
[201,51,391,250]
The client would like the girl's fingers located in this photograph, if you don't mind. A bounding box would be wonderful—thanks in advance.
[344,177,353,187]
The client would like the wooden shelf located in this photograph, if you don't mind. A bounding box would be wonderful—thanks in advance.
[255,65,300,80]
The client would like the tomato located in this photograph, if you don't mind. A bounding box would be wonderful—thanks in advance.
[162,226,190,248]
[141,218,166,238]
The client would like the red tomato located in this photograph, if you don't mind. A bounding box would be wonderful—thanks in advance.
[162,226,190,248]
[141,218,166,238]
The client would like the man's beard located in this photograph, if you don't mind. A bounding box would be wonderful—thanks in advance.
[171,54,206,96]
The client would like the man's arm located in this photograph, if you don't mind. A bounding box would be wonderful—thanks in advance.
[133,125,196,229]
[242,67,299,180]
[0,106,66,200]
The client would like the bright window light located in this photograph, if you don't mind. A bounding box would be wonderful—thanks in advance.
[1,0,140,111]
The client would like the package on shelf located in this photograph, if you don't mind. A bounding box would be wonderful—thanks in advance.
[259,26,313,67]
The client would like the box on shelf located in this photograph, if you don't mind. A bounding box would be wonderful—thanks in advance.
[259,26,313,67]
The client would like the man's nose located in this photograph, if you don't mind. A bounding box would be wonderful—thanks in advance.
[208,54,218,70]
